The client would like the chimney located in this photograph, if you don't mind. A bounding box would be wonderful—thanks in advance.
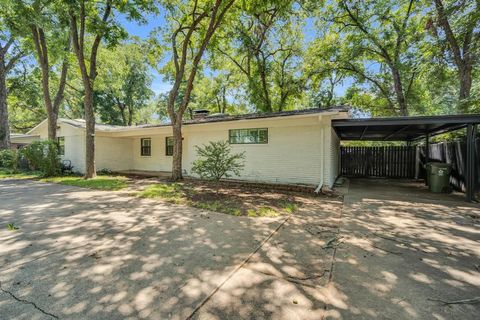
[192,109,210,119]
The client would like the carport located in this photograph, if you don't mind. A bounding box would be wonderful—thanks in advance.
[332,114,480,202]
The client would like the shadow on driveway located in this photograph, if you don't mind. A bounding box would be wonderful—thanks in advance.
[0,178,479,319]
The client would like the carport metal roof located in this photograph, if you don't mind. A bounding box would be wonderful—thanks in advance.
[332,114,480,141]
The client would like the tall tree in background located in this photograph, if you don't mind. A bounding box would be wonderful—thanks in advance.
[215,1,301,112]
[325,0,420,116]
[0,3,24,149]
[68,0,155,178]
[16,0,70,140]
[162,0,236,180]
[430,0,479,112]
[95,41,153,126]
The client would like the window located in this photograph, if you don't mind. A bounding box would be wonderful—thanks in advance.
[165,137,174,156]
[141,138,151,156]
[57,137,65,156]
[229,128,268,144]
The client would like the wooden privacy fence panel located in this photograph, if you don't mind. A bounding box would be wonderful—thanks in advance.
[340,146,417,178]
[419,138,480,192]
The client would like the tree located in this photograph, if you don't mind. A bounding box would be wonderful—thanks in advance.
[28,2,70,140]
[214,1,302,112]
[430,0,479,112]
[7,66,46,132]
[321,0,421,116]
[95,41,154,126]
[162,0,236,181]
[191,140,245,181]
[0,3,25,149]
[67,0,155,178]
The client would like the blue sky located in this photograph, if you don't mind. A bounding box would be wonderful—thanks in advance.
[119,12,351,97]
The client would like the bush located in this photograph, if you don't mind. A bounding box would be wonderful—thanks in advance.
[0,149,15,169]
[21,140,61,177]
[0,149,27,172]
[191,140,245,181]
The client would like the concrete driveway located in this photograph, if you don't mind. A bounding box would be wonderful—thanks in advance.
[0,178,479,319]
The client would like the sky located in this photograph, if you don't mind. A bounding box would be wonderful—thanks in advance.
[118,12,352,98]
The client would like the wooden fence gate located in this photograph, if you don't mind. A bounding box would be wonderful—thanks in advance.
[340,146,417,178]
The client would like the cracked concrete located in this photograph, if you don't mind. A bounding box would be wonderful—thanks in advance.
[1,178,479,319]
[0,281,58,319]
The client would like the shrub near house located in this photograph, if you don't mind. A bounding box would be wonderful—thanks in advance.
[0,140,61,177]
[191,141,246,181]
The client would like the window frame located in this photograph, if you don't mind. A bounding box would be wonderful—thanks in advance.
[57,136,65,156]
[140,138,151,157]
[165,136,174,156]
[228,128,268,145]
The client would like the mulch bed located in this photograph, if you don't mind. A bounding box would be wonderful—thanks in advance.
[127,175,343,216]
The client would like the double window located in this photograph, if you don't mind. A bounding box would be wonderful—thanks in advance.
[141,138,151,156]
[229,128,268,144]
[165,137,174,156]
[57,137,65,156]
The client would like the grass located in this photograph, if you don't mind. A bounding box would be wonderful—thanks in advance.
[193,201,242,216]
[7,223,19,231]
[247,207,280,217]
[0,168,42,180]
[41,175,129,191]
[137,183,185,203]
[282,202,299,214]
[137,182,299,217]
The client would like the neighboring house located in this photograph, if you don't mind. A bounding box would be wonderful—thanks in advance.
[11,107,348,188]
[9,133,40,149]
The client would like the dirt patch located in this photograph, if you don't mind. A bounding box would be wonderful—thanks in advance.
[129,177,341,217]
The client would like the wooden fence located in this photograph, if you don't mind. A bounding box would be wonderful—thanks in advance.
[419,138,480,192]
[340,146,417,178]
[340,138,480,193]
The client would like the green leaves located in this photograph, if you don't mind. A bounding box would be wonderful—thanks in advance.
[191,140,246,181]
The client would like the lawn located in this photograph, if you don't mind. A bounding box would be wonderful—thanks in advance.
[0,169,42,180]
[41,175,129,191]
[137,180,303,217]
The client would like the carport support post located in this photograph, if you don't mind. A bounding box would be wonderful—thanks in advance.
[425,133,430,185]
[466,124,477,202]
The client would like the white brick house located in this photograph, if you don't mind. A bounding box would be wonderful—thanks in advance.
[13,107,348,188]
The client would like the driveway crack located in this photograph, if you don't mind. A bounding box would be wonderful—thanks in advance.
[0,281,58,319]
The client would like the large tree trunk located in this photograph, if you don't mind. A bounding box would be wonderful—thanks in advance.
[171,120,183,180]
[0,62,10,149]
[390,65,409,116]
[31,26,69,141]
[433,0,474,113]
[84,85,96,178]
[458,64,473,112]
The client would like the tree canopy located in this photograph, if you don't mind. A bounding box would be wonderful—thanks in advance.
[0,0,478,178]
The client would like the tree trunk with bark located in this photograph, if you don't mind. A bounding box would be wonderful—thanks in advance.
[0,38,23,149]
[167,0,235,181]
[433,0,475,112]
[84,84,96,178]
[31,26,69,141]
[171,120,183,180]
[69,0,112,178]
[0,62,10,149]
[458,61,473,110]
[390,65,409,116]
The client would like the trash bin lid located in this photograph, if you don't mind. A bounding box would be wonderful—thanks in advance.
[429,162,451,169]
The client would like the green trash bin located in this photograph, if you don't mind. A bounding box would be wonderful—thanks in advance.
[428,163,452,193]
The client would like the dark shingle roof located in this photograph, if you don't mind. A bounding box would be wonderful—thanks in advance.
[59,106,350,131]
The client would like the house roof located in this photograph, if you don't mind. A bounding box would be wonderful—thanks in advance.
[332,114,480,141]
[10,133,40,138]
[48,106,349,132]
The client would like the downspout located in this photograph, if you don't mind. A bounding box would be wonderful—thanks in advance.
[315,116,325,193]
